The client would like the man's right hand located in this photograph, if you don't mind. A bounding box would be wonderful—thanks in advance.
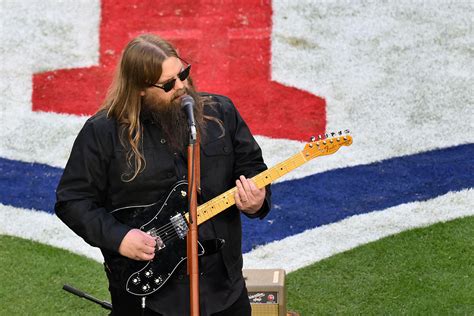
[118,229,156,261]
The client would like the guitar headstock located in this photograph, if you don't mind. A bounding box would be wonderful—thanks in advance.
[302,130,353,160]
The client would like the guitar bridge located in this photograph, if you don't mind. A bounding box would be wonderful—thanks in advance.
[170,213,188,239]
[155,236,165,251]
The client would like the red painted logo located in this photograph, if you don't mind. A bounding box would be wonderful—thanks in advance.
[32,0,325,140]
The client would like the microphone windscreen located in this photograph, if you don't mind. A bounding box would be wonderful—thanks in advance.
[181,95,194,108]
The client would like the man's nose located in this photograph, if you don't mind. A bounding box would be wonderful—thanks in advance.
[174,77,185,90]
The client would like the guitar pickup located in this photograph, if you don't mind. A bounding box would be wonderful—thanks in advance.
[170,213,188,239]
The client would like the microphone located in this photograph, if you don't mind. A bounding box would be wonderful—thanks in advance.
[181,95,197,142]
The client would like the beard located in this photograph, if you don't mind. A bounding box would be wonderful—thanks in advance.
[144,86,203,152]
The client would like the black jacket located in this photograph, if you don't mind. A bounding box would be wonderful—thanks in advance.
[55,93,271,296]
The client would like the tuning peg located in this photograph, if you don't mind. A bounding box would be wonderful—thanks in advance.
[344,129,350,134]
[331,132,336,137]
[310,136,316,142]
[338,131,342,135]
[318,135,322,140]
[325,133,329,138]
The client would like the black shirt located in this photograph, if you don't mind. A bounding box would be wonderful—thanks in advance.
[55,93,271,315]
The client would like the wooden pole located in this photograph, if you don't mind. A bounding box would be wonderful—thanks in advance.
[187,140,200,316]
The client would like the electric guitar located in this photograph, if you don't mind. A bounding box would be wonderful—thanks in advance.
[110,132,353,296]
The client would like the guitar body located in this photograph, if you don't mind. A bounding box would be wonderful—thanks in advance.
[110,181,204,296]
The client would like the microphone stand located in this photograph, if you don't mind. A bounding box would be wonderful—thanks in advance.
[62,284,112,311]
[187,123,200,316]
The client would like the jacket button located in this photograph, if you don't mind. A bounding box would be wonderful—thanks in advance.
[160,139,166,144]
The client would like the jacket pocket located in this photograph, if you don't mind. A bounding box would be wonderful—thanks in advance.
[201,138,234,188]
[202,137,233,156]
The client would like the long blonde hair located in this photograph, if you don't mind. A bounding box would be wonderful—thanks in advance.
[100,34,185,181]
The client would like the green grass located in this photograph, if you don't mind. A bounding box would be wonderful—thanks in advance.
[286,216,474,315]
[1,216,473,315]
[0,236,110,315]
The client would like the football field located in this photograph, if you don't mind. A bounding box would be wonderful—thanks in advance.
[1,1,473,314]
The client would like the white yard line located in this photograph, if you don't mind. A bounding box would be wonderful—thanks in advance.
[0,204,103,262]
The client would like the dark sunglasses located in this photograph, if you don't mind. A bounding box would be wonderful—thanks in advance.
[150,64,191,93]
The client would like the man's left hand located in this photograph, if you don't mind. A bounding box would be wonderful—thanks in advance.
[235,175,265,215]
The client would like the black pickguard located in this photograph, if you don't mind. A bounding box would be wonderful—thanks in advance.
[110,181,204,296]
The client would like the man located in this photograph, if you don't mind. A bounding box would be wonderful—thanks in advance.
[55,34,271,315]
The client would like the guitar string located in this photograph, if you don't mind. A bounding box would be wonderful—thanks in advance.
[143,170,283,242]
[148,225,178,242]
[147,215,190,240]
[143,160,292,241]
[148,215,192,236]
[144,200,219,237]
[144,181,253,238]
[144,190,239,243]
[151,222,201,246]
[143,209,191,236]
[147,221,175,235]
[154,185,284,244]
[159,233,179,245]
[156,230,195,248]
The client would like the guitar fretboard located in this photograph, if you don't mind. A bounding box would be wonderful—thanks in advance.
[184,134,352,225]
[191,152,307,225]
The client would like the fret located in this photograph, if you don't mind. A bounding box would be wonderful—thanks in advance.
[256,153,305,186]
[197,205,210,223]
[195,189,232,225]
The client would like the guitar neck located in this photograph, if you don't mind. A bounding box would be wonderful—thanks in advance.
[192,151,308,225]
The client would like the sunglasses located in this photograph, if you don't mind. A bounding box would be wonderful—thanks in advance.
[150,64,191,93]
